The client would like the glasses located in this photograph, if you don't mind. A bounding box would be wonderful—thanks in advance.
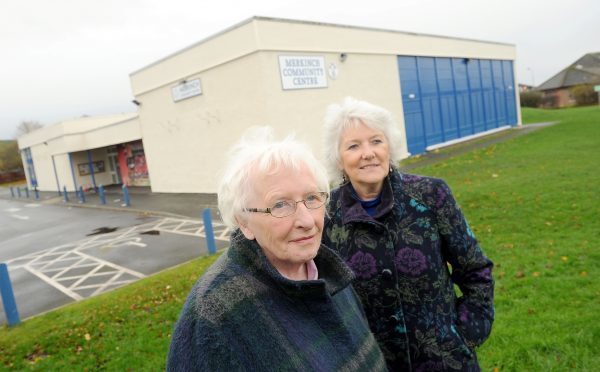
[244,192,329,218]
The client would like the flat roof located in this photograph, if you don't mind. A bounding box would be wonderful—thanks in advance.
[131,15,514,76]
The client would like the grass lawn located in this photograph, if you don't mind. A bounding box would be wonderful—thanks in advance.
[412,105,600,371]
[1,106,599,370]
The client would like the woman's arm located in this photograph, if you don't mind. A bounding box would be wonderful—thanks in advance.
[434,179,495,348]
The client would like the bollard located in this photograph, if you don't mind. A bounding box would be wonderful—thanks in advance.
[34,188,39,200]
[99,185,106,205]
[24,187,30,198]
[79,186,86,203]
[0,263,20,326]
[122,185,131,207]
[63,186,69,202]
[17,187,21,198]
[202,208,217,255]
[9,187,14,198]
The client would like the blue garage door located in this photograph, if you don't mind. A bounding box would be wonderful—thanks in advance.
[398,56,518,155]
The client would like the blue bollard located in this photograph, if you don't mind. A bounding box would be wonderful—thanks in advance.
[122,185,130,207]
[34,188,39,200]
[202,208,217,255]
[0,263,20,326]
[63,186,69,202]
[17,187,21,198]
[79,186,86,203]
[24,188,29,198]
[99,185,106,205]
[9,187,14,198]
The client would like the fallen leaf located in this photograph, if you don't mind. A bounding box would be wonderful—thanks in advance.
[561,256,568,262]
[84,333,91,341]
[532,272,540,277]
[580,271,588,277]
[515,271,525,278]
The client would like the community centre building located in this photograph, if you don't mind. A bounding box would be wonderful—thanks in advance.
[18,16,521,194]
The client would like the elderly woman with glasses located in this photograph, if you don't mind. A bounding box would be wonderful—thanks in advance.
[166,127,386,371]
[322,98,495,371]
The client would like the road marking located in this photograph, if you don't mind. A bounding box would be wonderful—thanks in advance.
[25,203,42,208]
[11,214,29,220]
[5,216,231,301]
[4,208,21,212]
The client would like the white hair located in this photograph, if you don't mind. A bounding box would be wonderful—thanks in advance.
[218,126,330,229]
[323,97,404,185]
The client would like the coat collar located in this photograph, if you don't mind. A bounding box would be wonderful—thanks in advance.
[339,168,401,224]
[229,230,355,297]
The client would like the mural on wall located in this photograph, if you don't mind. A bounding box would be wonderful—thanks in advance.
[118,140,150,186]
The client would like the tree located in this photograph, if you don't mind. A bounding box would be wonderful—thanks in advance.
[14,120,43,138]
[0,141,23,172]
[520,91,542,108]
[570,84,598,106]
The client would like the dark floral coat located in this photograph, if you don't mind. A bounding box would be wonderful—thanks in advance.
[323,169,494,371]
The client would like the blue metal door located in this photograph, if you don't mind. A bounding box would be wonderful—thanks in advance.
[452,58,474,137]
[503,60,517,124]
[436,58,459,141]
[398,56,427,154]
[398,56,518,155]
[492,60,507,126]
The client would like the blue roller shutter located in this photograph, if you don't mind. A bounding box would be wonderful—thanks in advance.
[399,56,518,155]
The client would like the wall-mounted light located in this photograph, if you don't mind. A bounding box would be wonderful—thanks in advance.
[132,99,141,106]
[463,58,470,64]
[339,53,347,62]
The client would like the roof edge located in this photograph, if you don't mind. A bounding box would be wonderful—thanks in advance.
[129,15,515,77]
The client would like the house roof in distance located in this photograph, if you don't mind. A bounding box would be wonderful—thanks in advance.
[537,52,600,91]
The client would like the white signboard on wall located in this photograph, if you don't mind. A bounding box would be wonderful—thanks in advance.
[172,79,202,102]
[278,56,327,90]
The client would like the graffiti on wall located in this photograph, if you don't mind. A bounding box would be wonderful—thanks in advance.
[118,140,150,186]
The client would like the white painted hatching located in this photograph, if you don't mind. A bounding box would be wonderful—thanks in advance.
[6,217,231,301]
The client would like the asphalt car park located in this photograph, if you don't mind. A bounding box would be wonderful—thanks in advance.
[0,198,230,325]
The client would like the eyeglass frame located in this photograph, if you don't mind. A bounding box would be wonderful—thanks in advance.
[243,191,329,218]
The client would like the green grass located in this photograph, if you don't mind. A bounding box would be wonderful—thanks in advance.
[0,255,220,370]
[410,106,600,371]
[1,106,599,370]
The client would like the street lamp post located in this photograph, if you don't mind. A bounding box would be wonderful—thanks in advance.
[527,67,536,87]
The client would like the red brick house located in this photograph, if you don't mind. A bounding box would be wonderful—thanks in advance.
[536,52,600,108]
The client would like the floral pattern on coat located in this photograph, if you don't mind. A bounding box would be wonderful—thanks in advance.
[323,169,495,371]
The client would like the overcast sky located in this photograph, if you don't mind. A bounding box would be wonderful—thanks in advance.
[1,0,598,140]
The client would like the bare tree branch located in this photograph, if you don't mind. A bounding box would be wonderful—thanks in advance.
[15,120,44,138]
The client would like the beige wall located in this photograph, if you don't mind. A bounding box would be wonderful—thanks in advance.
[136,49,410,193]
[132,17,517,194]
[136,52,270,193]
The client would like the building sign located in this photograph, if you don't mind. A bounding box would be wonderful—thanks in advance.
[278,56,327,90]
[78,161,105,176]
[172,79,202,102]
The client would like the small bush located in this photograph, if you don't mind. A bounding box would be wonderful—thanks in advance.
[540,94,557,108]
[570,84,598,106]
[519,91,542,107]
